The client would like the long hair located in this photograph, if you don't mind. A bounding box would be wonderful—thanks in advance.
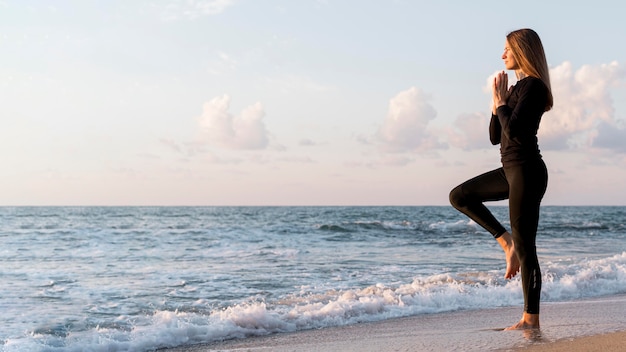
[507,28,553,111]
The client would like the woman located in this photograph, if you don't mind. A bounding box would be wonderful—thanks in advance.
[449,28,552,330]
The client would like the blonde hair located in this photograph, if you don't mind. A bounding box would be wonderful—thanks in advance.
[507,28,553,111]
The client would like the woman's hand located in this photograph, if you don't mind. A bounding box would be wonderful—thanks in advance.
[492,71,511,114]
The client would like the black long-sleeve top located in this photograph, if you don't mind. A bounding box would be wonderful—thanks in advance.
[489,76,549,166]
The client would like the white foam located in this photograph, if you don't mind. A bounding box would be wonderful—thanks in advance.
[428,219,476,231]
[542,252,626,300]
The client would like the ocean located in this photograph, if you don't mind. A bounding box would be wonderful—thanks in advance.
[0,206,624,351]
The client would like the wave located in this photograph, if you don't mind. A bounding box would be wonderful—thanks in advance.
[543,222,610,231]
[8,252,626,352]
[315,219,478,234]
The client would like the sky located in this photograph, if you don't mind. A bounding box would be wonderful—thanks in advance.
[1,0,626,206]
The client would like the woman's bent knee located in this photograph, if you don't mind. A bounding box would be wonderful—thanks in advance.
[449,185,464,209]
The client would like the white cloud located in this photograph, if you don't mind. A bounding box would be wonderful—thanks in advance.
[447,112,491,150]
[593,121,626,153]
[540,61,625,150]
[198,95,270,150]
[376,87,443,153]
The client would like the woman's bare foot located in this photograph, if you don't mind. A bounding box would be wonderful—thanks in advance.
[504,313,540,330]
[496,232,520,279]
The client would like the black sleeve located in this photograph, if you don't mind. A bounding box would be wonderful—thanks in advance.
[495,78,547,140]
[489,114,501,145]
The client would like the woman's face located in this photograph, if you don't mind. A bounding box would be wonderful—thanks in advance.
[502,39,519,70]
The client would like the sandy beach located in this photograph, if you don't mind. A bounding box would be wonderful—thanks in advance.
[162,294,626,352]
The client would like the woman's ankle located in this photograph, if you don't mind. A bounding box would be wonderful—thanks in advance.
[496,231,513,250]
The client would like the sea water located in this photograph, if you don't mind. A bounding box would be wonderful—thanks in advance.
[0,206,624,351]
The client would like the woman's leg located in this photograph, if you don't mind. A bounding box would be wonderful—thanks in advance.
[449,168,520,278]
[449,168,509,237]
[504,160,548,329]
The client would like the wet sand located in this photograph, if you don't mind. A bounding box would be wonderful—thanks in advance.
[161,294,626,351]
[521,330,626,352]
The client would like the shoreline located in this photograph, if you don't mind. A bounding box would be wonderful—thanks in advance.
[161,294,626,352]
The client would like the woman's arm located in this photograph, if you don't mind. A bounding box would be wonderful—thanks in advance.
[495,78,547,140]
[489,114,501,145]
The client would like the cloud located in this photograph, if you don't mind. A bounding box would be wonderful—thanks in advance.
[198,95,270,150]
[593,121,626,152]
[157,0,235,21]
[539,61,625,149]
[376,87,443,153]
[447,112,491,150]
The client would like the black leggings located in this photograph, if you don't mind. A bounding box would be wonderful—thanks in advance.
[449,159,548,314]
